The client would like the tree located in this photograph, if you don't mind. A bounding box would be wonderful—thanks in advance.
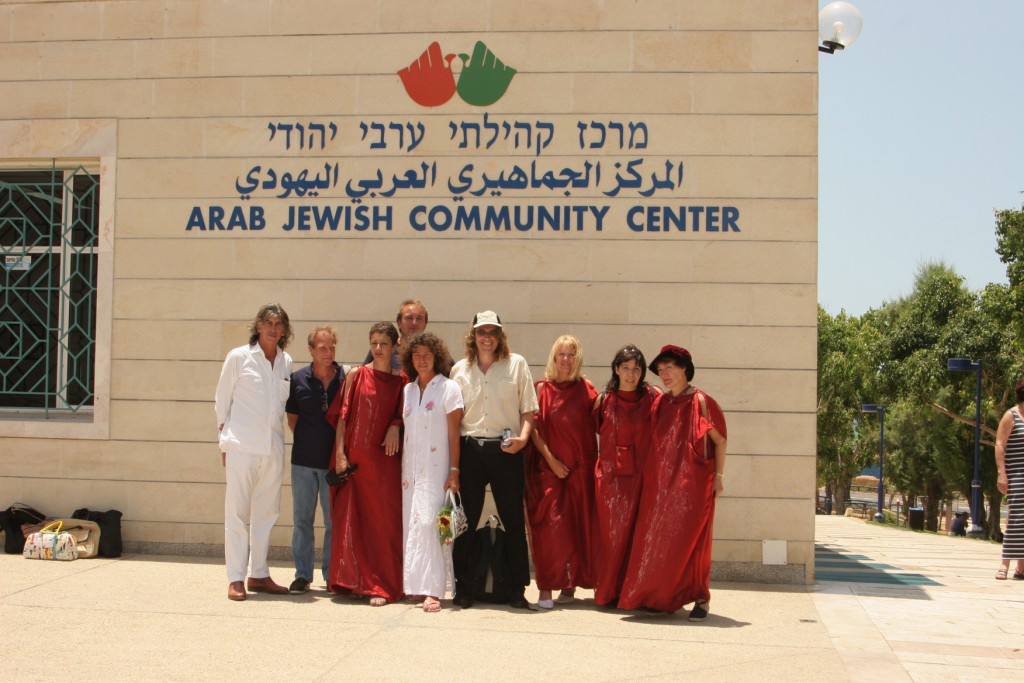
[817,306,876,513]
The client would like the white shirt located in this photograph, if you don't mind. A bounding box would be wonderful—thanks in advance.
[215,343,293,455]
[451,353,538,438]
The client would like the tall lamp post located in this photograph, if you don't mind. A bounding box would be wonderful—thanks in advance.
[947,358,984,537]
[861,404,886,523]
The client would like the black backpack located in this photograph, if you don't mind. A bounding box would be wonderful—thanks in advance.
[72,508,123,558]
[469,515,512,603]
[0,503,47,554]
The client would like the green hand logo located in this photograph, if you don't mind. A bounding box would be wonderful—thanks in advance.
[398,40,516,107]
[456,41,517,107]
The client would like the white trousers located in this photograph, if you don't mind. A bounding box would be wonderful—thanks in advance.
[224,444,284,582]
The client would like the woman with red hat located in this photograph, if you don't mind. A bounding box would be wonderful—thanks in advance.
[618,345,727,620]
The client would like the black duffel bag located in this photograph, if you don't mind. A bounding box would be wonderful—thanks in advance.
[0,503,48,554]
[469,514,513,604]
[72,508,123,558]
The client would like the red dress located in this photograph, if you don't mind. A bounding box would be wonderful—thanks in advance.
[327,366,407,602]
[593,387,656,606]
[618,389,727,612]
[525,379,599,591]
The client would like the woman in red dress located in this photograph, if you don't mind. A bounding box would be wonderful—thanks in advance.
[618,345,727,620]
[593,345,660,607]
[327,322,407,606]
[526,335,599,610]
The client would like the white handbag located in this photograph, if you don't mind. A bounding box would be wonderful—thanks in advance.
[23,520,79,561]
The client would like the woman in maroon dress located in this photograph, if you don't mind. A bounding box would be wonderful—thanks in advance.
[526,335,599,610]
[328,322,407,606]
[619,345,727,620]
[593,345,660,607]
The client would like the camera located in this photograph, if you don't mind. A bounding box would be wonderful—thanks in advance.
[501,428,513,448]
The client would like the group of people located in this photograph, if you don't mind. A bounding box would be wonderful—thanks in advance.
[214,300,727,619]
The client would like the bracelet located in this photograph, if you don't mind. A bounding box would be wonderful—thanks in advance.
[715,472,724,478]
[450,467,460,472]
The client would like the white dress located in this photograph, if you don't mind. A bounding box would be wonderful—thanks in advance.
[402,375,464,597]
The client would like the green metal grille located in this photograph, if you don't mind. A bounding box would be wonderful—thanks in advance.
[0,166,99,416]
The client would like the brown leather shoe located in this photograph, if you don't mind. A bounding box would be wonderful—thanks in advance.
[228,581,246,601]
[246,576,288,595]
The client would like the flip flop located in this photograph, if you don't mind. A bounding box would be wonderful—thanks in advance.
[423,597,442,612]
[996,567,1008,580]
[1013,571,1024,581]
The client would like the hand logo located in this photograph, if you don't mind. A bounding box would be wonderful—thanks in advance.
[399,40,516,107]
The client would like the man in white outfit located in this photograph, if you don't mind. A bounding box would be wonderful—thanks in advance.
[215,303,294,601]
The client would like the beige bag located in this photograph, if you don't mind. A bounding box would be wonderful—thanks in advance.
[54,518,101,558]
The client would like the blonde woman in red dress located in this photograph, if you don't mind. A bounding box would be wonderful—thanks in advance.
[619,345,727,620]
[526,335,599,610]
[327,322,408,606]
[593,345,660,607]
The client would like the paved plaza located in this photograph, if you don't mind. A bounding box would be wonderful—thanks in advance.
[1,516,1021,682]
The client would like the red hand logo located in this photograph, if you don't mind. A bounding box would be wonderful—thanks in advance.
[398,41,457,107]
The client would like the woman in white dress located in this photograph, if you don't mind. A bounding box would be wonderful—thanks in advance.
[400,332,464,612]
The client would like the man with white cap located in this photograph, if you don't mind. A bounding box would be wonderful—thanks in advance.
[449,310,538,609]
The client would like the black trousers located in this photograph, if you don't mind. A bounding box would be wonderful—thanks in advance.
[453,437,529,595]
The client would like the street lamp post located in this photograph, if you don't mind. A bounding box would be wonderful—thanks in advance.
[947,358,984,537]
[861,404,886,523]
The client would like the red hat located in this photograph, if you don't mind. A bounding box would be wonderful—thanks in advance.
[650,345,694,377]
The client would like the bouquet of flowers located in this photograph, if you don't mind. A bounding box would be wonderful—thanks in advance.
[436,490,468,546]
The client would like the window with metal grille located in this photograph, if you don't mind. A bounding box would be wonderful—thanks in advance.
[0,166,99,417]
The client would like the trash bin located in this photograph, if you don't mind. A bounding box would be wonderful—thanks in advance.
[908,507,925,531]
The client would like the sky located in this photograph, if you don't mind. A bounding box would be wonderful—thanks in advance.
[818,0,1024,316]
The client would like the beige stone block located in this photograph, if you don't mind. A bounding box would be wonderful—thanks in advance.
[113,279,196,319]
[10,1,103,41]
[481,239,591,281]
[689,155,815,199]
[0,121,32,156]
[118,119,204,159]
[128,481,224,521]
[164,0,272,38]
[752,115,817,156]
[573,73,693,115]
[111,319,242,361]
[117,158,243,198]
[712,539,759,563]
[0,42,40,81]
[212,36,313,77]
[598,0,684,30]
[116,198,208,237]
[527,281,630,324]
[502,32,632,73]
[39,40,136,80]
[61,440,219,483]
[114,239,232,278]
[270,0,379,35]
[0,438,63,478]
[491,0,602,31]
[680,0,815,31]
[379,3,490,32]
[693,73,816,115]
[243,76,358,117]
[729,411,816,457]
[635,31,751,72]
[189,279,304,322]
[234,238,368,280]
[752,31,818,73]
[69,79,155,119]
[628,281,814,326]
[707,370,816,414]
[134,38,215,79]
[0,81,70,118]
[112,359,222,402]
[154,77,246,117]
[109,399,214,443]
[716,497,815,542]
[750,454,817,498]
[101,1,168,39]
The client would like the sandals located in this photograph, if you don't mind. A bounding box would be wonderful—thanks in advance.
[555,589,576,604]
[1014,570,1024,581]
[423,597,442,612]
[369,597,387,607]
[996,567,1009,580]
